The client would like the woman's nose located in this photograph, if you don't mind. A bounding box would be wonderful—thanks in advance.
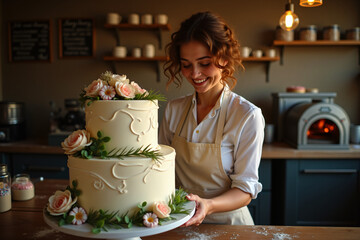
[191,66,201,78]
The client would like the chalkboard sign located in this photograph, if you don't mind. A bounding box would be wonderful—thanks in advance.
[8,20,52,62]
[59,18,95,58]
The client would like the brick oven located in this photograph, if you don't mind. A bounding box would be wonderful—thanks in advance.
[272,92,350,149]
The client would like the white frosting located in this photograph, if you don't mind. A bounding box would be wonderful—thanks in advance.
[85,100,159,151]
[68,99,175,216]
[68,145,175,216]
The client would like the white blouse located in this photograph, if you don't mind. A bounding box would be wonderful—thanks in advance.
[159,86,264,199]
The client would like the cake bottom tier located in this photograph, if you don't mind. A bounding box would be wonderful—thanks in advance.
[68,145,175,216]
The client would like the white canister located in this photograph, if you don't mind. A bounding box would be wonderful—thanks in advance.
[350,124,360,144]
[240,46,252,58]
[107,13,121,25]
[265,48,276,58]
[141,14,153,25]
[113,46,127,58]
[155,14,168,25]
[143,44,155,58]
[252,49,263,58]
[132,48,141,58]
[128,13,140,25]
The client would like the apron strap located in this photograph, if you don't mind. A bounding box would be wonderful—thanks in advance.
[215,91,230,145]
[174,96,192,137]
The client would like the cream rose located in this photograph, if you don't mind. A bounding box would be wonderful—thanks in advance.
[84,79,104,97]
[131,81,148,96]
[115,82,136,99]
[109,74,129,87]
[152,201,171,218]
[61,130,92,155]
[47,190,77,216]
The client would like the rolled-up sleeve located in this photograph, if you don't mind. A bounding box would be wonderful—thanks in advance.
[230,107,264,199]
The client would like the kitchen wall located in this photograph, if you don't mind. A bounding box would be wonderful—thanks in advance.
[1,0,360,140]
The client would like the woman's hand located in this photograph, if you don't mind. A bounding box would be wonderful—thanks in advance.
[182,188,252,227]
[182,193,211,227]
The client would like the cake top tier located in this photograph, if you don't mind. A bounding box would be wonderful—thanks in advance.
[79,71,165,106]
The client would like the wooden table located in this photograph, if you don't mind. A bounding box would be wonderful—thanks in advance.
[1,179,360,240]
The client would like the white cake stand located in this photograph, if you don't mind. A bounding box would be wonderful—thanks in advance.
[43,201,195,240]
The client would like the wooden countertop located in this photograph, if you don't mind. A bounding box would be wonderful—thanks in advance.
[2,179,360,240]
[1,140,359,159]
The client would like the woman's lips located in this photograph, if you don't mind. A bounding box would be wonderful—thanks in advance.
[193,78,207,84]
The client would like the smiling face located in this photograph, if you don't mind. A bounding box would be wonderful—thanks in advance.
[180,41,224,95]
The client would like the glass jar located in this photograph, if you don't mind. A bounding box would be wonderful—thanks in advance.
[0,164,11,212]
[346,27,360,40]
[11,174,35,201]
[299,25,317,41]
[323,25,340,41]
[276,26,294,42]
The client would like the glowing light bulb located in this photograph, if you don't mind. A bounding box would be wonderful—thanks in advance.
[300,0,323,7]
[279,2,299,31]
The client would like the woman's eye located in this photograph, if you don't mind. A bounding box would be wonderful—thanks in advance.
[182,64,191,69]
[200,63,210,67]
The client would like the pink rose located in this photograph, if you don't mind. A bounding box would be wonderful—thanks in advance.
[84,79,104,97]
[61,130,92,155]
[152,201,171,218]
[115,82,136,99]
[47,190,77,216]
[109,74,129,87]
[131,81,148,96]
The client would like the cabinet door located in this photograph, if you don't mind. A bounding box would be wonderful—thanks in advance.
[248,159,272,225]
[11,154,68,179]
[284,159,360,226]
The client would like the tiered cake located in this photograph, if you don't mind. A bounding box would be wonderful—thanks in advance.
[60,72,175,217]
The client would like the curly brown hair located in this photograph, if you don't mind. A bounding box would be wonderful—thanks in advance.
[164,11,243,90]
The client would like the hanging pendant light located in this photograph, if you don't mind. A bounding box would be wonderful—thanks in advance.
[279,0,300,31]
[300,0,323,7]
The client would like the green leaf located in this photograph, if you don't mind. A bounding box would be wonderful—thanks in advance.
[66,215,75,224]
[58,218,65,226]
[96,219,105,228]
[92,228,101,234]
[97,131,102,138]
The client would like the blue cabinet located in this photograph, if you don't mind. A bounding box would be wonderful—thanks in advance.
[272,159,360,226]
[1,153,68,179]
[248,159,272,225]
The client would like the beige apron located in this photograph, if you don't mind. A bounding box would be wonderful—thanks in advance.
[171,92,254,225]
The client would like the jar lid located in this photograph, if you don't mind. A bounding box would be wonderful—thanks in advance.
[346,27,360,32]
[323,24,340,30]
[0,164,8,174]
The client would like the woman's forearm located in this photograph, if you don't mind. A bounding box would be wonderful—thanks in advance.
[206,188,252,215]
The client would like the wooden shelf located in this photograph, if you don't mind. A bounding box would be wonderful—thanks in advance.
[104,23,171,30]
[273,40,360,65]
[104,56,168,61]
[242,56,280,62]
[274,40,360,46]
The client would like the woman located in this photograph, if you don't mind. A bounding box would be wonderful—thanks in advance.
[159,11,264,226]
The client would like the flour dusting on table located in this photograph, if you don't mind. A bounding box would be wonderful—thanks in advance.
[177,227,220,240]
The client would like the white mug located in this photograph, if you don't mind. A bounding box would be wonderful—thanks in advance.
[128,13,140,25]
[141,14,153,25]
[132,47,141,58]
[113,46,127,58]
[143,44,155,58]
[240,46,252,58]
[252,49,263,58]
[155,14,168,25]
[107,13,121,25]
[265,48,276,58]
